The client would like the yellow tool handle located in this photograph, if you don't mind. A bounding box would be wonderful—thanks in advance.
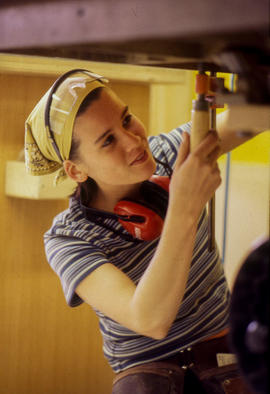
[190,97,216,252]
[190,100,210,152]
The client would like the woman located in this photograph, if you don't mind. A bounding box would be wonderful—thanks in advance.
[25,69,254,393]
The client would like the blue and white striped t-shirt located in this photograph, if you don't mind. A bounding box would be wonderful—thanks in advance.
[44,123,230,373]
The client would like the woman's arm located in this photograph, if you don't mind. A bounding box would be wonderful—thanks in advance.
[76,132,221,339]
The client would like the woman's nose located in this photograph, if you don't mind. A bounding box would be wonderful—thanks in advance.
[121,130,142,151]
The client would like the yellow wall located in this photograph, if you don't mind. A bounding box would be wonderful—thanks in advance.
[230,132,270,163]
[218,72,270,163]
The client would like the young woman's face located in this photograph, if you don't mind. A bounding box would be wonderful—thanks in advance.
[72,88,156,192]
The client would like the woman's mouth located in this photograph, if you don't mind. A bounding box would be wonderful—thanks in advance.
[130,150,148,166]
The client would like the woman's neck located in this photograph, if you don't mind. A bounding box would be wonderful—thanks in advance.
[90,182,142,212]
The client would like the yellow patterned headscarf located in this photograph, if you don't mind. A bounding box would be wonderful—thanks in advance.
[25,69,108,183]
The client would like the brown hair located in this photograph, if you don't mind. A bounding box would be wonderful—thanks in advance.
[69,86,104,203]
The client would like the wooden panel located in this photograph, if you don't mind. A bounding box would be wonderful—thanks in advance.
[148,72,193,135]
[0,73,114,394]
[5,161,76,199]
[0,53,187,84]
[0,1,268,53]
[110,81,150,132]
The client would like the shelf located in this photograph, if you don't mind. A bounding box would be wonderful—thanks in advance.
[5,161,76,200]
[0,53,187,84]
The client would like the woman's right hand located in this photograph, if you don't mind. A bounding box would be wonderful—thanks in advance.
[168,130,222,221]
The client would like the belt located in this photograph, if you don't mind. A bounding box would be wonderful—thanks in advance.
[113,329,236,386]
[163,329,233,371]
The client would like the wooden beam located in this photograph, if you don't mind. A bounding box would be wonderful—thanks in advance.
[0,0,268,50]
[0,53,187,83]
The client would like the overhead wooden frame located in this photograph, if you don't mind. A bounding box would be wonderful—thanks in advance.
[0,0,269,72]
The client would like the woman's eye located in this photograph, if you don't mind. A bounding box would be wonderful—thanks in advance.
[102,134,115,148]
[123,114,132,128]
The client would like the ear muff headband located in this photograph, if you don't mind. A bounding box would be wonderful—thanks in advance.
[140,176,169,219]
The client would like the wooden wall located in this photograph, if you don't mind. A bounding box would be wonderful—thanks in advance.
[0,72,115,394]
[0,57,191,394]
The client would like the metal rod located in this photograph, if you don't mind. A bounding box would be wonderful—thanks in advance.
[208,71,217,252]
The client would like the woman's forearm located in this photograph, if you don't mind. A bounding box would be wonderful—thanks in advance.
[131,205,198,339]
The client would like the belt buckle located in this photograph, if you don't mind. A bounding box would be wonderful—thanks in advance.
[179,347,194,369]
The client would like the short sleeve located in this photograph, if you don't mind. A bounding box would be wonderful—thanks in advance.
[44,235,108,307]
[167,121,191,143]
[149,121,191,170]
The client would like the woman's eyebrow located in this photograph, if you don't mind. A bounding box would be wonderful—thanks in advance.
[121,106,129,119]
[94,106,129,144]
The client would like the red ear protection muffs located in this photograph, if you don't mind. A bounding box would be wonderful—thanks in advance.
[80,175,170,241]
[114,175,170,241]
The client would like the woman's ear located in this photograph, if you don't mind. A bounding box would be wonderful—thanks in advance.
[63,160,88,183]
